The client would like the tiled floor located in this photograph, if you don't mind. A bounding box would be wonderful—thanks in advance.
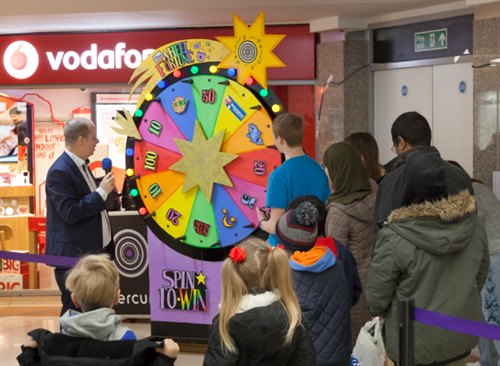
[0,306,481,366]
[0,313,205,366]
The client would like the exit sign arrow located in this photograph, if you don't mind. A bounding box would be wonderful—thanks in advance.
[415,28,448,52]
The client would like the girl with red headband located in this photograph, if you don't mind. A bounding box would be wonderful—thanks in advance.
[204,238,315,365]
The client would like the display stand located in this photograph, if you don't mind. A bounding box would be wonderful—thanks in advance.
[0,185,37,289]
[110,211,150,318]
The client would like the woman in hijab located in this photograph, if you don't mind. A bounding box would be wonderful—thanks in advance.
[344,132,385,183]
[322,142,378,342]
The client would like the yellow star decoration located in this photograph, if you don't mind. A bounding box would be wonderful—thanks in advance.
[196,272,206,285]
[216,11,285,88]
[112,109,141,140]
[170,122,238,202]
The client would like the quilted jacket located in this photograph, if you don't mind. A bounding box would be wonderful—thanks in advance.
[290,246,353,366]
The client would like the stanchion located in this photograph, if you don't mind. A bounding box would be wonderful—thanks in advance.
[398,299,415,366]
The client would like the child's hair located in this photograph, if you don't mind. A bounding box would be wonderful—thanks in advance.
[9,107,21,117]
[219,237,302,354]
[65,254,120,312]
[272,113,304,147]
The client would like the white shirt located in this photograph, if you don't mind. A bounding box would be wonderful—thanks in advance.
[65,150,112,247]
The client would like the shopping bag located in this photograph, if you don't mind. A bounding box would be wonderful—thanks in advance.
[352,316,386,366]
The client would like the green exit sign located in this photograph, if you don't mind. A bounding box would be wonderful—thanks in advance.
[414,28,448,52]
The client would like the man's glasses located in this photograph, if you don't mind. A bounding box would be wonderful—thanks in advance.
[391,138,399,154]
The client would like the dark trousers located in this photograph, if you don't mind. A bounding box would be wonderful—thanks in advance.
[54,268,79,316]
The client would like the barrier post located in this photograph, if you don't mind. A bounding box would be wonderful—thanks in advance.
[398,298,415,366]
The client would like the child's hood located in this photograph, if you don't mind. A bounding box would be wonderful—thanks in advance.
[60,308,129,341]
[289,246,336,273]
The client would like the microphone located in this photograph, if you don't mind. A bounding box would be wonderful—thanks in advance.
[102,158,112,174]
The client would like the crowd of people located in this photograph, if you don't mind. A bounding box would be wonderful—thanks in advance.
[17,111,499,366]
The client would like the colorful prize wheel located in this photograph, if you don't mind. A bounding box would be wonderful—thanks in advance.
[125,41,284,260]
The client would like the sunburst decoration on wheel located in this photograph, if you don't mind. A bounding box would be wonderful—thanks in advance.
[170,122,238,201]
[117,13,286,260]
[216,11,285,88]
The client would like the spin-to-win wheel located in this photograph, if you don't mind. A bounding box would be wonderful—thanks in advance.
[122,39,285,260]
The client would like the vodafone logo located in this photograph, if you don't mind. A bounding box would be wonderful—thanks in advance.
[1,36,159,84]
[3,41,153,78]
[46,43,154,71]
[3,41,39,79]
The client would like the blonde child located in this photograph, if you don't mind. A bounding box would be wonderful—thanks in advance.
[18,254,179,365]
[204,238,315,365]
[62,254,136,340]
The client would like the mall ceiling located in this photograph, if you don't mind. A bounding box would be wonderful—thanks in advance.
[0,0,496,35]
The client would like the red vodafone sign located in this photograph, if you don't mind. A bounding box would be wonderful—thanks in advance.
[0,26,314,86]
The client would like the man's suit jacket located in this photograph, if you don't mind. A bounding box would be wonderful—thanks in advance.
[45,152,108,265]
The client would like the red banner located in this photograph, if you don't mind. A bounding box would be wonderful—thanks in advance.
[0,25,314,86]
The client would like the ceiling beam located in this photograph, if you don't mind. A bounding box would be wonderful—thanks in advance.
[310,16,368,32]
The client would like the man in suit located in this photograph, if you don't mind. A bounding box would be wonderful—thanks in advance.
[45,117,115,316]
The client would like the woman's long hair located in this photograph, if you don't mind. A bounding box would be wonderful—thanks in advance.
[218,237,302,354]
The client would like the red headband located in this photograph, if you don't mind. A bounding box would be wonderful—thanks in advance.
[229,246,246,263]
[269,244,285,252]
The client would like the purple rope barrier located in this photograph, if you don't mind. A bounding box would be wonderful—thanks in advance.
[414,307,500,341]
[0,250,78,268]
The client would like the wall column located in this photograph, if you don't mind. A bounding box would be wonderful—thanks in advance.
[473,13,500,188]
[316,39,369,161]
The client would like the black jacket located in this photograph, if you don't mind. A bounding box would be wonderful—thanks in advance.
[17,329,176,366]
[204,294,315,366]
[375,146,473,230]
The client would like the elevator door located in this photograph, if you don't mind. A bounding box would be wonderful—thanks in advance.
[374,62,473,175]
[432,62,473,174]
[374,66,432,165]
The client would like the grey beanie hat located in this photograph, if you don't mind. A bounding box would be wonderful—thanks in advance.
[275,201,319,251]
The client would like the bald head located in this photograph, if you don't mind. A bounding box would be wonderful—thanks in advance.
[64,118,95,147]
[64,118,99,160]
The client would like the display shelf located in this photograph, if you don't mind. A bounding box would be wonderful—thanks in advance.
[0,185,35,198]
[0,185,37,290]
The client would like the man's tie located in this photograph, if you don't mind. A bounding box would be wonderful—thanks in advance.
[82,163,112,247]
[82,163,97,190]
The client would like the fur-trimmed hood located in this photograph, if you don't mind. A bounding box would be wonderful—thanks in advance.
[386,190,478,255]
[389,190,476,222]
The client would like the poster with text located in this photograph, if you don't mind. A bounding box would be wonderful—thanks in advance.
[34,122,108,216]
[148,229,223,340]
[33,122,65,215]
